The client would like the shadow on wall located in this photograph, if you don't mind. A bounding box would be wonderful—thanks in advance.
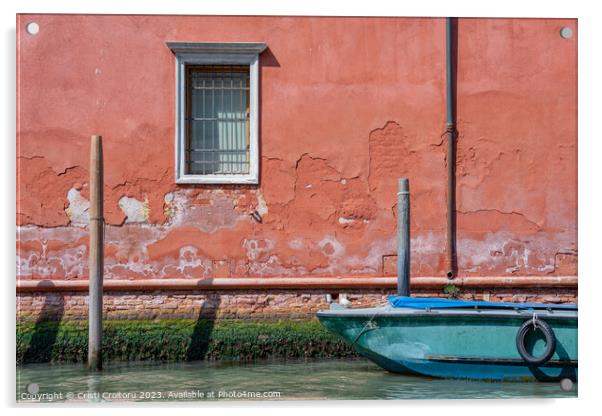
[186,291,222,361]
[256,47,280,186]
[22,293,65,363]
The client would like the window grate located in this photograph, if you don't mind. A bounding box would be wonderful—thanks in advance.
[185,65,250,175]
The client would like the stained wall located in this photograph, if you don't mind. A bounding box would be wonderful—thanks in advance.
[17,16,577,282]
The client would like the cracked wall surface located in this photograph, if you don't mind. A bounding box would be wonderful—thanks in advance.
[16,16,577,282]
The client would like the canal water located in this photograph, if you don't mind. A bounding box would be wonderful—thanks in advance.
[17,358,576,402]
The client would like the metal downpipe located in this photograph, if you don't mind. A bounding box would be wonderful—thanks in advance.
[445,17,457,279]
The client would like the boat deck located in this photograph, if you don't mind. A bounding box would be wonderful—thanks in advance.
[317,305,578,320]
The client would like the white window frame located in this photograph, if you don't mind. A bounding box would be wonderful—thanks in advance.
[167,42,266,184]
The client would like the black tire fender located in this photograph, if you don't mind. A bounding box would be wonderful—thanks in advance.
[516,317,557,366]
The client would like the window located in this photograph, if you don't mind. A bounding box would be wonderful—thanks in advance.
[167,42,267,184]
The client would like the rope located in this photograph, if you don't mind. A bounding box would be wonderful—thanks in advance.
[350,310,380,346]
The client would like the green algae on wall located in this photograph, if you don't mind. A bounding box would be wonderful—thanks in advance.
[16,319,356,364]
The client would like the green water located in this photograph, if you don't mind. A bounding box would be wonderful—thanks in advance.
[16,358,577,402]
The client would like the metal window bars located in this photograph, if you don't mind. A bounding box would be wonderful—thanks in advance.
[185,65,250,175]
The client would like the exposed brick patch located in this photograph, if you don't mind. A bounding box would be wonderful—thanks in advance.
[16,288,577,323]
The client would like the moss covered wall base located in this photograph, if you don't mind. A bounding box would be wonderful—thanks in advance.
[17,319,357,365]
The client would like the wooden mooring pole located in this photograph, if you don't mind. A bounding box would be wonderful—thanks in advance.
[397,178,410,296]
[88,135,104,371]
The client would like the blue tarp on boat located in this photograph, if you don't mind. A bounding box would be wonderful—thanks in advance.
[387,296,577,310]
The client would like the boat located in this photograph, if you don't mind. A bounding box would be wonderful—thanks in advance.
[317,296,578,381]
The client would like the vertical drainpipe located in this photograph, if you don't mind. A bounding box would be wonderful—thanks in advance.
[445,17,457,279]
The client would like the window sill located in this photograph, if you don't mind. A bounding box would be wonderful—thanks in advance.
[175,173,259,185]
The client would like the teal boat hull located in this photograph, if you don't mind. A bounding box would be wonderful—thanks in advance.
[317,306,577,381]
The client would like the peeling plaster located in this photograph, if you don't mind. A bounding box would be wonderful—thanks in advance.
[118,196,150,223]
[456,232,575,275]
[17,139,577,279]
[166,190,247,233]
[65,188,89,226]
[256,192,268,216]
[338,217,355,225]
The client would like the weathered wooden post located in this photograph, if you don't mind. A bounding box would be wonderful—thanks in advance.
[88,135,104,371]
[397,178,410,296]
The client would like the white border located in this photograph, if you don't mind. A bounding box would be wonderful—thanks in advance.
[6,2,602,414]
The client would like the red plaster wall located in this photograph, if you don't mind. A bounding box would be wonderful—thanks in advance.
[16,15,577,281]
